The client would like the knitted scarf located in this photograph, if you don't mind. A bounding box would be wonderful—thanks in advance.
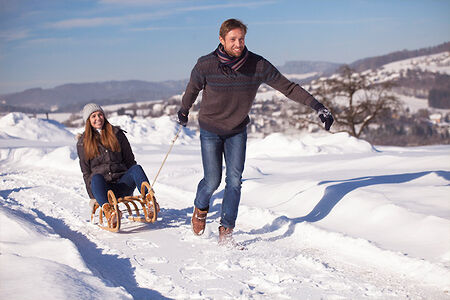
[215,44,249,76]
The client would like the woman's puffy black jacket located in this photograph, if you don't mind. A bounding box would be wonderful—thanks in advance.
[77,126,136,198]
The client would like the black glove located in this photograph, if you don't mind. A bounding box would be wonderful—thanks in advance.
[318,107,334,131]
[177,109,189,127]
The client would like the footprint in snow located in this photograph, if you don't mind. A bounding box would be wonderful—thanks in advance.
[179,260,223,282]
[133,255,168,266]
[126,237,158,250]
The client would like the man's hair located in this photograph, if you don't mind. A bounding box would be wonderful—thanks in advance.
[219,18,247,39]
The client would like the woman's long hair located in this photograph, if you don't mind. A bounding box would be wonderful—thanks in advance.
[83,118,121,160]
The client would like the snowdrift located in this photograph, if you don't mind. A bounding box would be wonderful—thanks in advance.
[0,112,74,143]
[1,112,449,299]
[104,115,197,145]
[0,206,131,299]
[247,132,376,158]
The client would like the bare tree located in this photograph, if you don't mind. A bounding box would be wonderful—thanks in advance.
[129,103,139,117]
[308,65,401,138]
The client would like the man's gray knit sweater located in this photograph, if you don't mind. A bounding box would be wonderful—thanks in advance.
[181,49,324,135]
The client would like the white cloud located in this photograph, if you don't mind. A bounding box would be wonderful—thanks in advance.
[47,10,174,29]
[24,37,75,45]
[177,1,276,12]
[47,1,275,29]
[129,24,209,32]
[252,17,394,26]
[99,0,180,4]
[0,29,30,41]
[48,16,126,29]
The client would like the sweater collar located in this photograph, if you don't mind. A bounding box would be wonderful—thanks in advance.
[215,44,249,71]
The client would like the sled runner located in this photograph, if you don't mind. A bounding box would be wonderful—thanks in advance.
[91,181,160,232]
[91,126,181,232]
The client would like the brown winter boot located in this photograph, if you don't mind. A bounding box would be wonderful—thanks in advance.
[191,206,208,235]
[102,203,122,228]
[218,226,247,250]
[218,226,233,245]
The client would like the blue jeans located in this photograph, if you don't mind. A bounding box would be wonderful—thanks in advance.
[194,128,247,229]
[91,164,149,206]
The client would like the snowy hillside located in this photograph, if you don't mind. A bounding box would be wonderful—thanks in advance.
[307,51,450,115]
[1,113,449,299]
[373,51,450,80]
[281,51,450,87]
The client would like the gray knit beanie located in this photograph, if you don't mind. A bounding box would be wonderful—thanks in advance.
[82,103,105,122]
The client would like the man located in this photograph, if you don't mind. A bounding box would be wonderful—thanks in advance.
[177,19,333,247]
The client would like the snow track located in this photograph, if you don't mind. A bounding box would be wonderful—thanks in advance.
[1,160,449,299]
[1,115,449,299]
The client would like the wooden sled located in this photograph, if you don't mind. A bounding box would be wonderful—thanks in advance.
[91,181,160,232]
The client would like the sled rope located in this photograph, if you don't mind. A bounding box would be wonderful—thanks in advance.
[151,126,182,188]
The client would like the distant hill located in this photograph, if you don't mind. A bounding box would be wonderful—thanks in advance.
[350,41,450,72]
[276,41,450,77]
[277,61,342,75]
[0,79,188,113]
[1,41,448,113]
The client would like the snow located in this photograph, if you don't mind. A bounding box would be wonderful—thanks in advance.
[0,112,449,299]
[381,52,450,75]
[284,72,319,80]
[363,51,450,85]
[247,132,376,158]
[0,207,132,300]
[0,112,74,145]
[100,115,197,145]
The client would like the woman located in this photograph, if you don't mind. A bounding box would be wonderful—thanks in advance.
[77,103,150,227]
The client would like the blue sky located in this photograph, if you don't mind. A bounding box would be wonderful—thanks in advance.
[0,0,449,94]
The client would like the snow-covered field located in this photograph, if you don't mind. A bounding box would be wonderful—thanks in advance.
[364,51,450,83]
[1,113,449,299]
[381,52,450,76]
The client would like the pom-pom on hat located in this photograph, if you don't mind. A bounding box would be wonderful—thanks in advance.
[82,103,104,122]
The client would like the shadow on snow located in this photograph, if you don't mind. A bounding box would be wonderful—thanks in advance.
[247,170,450,243]
[0,202,173,300]
[35,210,174,300]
